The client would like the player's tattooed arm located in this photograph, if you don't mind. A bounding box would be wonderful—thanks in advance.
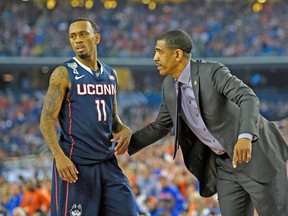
[110,70,132,155]
[40,66,70,157]
[112,97,127,133]
[40,66,78,183]
[112,96,132,155]
[111,70,129,133]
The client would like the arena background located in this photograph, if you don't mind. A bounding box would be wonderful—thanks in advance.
[0,0,288,215]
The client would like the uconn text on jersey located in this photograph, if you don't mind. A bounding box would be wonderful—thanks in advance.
[76,83,116,95]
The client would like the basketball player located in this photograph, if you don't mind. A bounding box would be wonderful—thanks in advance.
[40,17,137,216]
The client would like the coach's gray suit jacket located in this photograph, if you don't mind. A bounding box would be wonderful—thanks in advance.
[129,59,288,197]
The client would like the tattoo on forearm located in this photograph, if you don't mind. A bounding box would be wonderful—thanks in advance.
[40,119,59,156]
[40,67,69,157]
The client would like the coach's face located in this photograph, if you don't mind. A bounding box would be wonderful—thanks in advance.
[69,21,100,59]
[153,40,181,79]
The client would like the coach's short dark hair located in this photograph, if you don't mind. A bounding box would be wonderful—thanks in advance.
[70,17,100,34]
[157,29,193,54]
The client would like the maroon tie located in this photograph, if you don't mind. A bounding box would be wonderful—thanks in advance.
[173,81,182,159]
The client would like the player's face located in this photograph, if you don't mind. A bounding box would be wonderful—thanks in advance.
[69,21,100,59]
[153,40,178,77]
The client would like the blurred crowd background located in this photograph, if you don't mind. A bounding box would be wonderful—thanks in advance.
[1,0,288,58]
[0,0,288,216]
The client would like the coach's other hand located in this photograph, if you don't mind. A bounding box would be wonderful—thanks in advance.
[232,138,252,168]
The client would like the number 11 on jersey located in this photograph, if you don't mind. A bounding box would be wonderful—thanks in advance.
[95,100,107,121]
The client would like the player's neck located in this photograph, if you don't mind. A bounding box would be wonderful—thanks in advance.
[76,55,99,71]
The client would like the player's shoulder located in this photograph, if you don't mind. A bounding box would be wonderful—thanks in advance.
[50,60,70,84]
[52,65,69,75]
[50,66,69,83]
[62,58,79,70]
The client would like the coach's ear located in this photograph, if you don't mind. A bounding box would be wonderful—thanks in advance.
[95,33,101,45]
[175,49,184,61]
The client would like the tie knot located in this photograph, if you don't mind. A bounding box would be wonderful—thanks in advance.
[176,80,182,91]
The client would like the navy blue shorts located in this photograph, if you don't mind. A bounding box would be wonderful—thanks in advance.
[50,157,138,216]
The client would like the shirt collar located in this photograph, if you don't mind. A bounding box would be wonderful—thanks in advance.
[177,61,190,85]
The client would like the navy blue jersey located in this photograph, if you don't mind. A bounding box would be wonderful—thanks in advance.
[58,57,117,165]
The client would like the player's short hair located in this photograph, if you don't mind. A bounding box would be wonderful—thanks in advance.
[70,17,100,34]
[157,29,193,54]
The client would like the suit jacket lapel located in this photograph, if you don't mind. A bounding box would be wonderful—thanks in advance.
[190,59,201,114]
[163,76,177,124]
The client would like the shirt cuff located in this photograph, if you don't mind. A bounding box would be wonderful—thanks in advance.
[238,133,253,141]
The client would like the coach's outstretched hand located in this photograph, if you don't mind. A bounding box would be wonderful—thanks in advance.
[112,126,132,155]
